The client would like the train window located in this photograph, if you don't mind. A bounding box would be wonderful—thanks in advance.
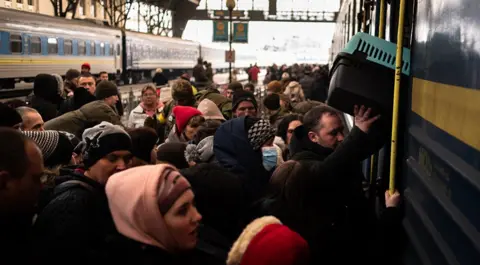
[109,43,113,56]
[116,44,120,56]
[30,36,41,54]
[99,42,105,56]
[48,38,58,54]
[78,40,86,55]
[64,39,73,55]
[90,41,95,56]
[10,34,22,54]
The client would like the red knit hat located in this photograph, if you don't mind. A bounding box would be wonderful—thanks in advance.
[240,224,310,265]
[81,62,91,70]
[173,106,202,133]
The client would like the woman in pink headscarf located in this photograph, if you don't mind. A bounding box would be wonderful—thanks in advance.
[106,164,213,264]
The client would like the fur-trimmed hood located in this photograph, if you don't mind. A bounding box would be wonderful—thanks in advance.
[227,216,282,265]
[227,215,309,265]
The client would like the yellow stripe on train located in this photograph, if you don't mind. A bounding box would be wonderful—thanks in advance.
[411,77,480,151]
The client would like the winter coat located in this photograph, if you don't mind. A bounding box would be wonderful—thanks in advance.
[32,172,115,264]
[45,100,123,138]
[127,104,163,129]
[214,117,272,204]
[30,95,59,122]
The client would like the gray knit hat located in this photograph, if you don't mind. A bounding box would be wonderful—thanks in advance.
[82,121,132,168]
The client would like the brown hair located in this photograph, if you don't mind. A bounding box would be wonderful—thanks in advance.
[187,115,205,128]
[141,85,157,96]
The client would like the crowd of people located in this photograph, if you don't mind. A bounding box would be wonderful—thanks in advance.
[0,59,404,265]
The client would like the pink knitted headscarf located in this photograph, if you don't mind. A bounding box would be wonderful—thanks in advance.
[106,164,191,251]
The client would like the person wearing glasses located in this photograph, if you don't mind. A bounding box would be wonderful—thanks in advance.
[127,85,163,129]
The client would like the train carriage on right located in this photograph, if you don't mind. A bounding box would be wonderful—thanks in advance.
[329,0,480,264]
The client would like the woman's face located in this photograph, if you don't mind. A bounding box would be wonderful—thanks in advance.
[142,89,157,106]
[164,189,202,250]
[286,120,302,145]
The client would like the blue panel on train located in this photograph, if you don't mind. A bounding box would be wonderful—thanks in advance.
[327,32,411,118]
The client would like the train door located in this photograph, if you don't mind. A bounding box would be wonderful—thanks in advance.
[114,35,122,73]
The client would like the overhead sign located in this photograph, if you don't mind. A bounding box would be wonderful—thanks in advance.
[213,21,228,42]
[213,10,245,18]
[225,50,235,63]
[233,22,248,43]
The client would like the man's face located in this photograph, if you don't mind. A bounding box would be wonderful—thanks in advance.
[99,73,109,81]
[87,150,133,185]
[81,67,90,74]
[235,101,257,117]
[0,141,43,215]
[78,76,96,95]
[225,89,234,99]
[308,113,345,150]
[22,112,44,131]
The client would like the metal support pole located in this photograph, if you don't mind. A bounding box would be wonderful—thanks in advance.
[229,8,233,83]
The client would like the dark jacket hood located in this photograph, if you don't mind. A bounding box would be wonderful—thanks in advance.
[214,116,270,202]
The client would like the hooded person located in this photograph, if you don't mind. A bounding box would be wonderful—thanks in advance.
[197,99,226,121]
[30,73,63,122]
[32,122,133,264]
[214,116,276,204]
[105,164,219,265]
[227,216,310,265]
[0,102,22,128]
[284,81,305,103]
[196,90,232,120]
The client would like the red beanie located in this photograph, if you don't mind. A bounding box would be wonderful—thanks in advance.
[81,62,91,70]
[240,224,309,265]
[173,106,202,133]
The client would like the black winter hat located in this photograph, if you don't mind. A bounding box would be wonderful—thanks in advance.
[156,142,189,169]
[95,80,118,100]
[128,127,158,164]
[232,90,257,111]
[81,122,132,169]
[0,102,22,128]
[263,93,281,111]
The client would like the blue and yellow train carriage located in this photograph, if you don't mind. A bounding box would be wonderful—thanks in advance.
[329,0,480,264]
[0,7,121,88]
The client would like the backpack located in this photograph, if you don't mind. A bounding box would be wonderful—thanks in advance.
[37,179,94,214]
